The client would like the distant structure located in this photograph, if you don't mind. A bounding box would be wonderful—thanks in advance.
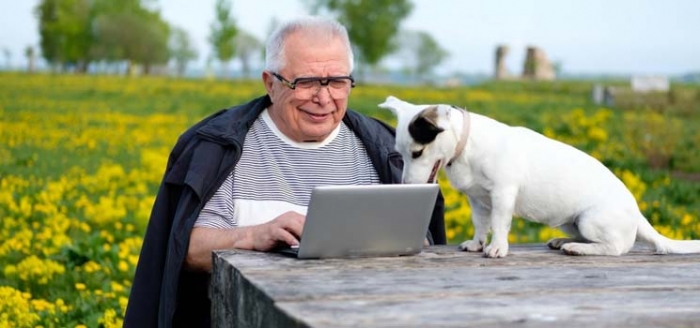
[630,76,670,93]
[493,45,556,81]
[592,75,671,107]
[522,46,556,81]
[494,45,511,80]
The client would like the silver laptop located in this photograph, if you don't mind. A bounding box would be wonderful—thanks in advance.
[279,183,440,259]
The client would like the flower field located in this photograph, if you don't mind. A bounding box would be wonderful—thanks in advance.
[1,72,698,326]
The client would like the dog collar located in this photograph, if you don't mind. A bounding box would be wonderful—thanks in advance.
[447,108,471,166]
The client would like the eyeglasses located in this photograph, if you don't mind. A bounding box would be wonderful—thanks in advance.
[271,72,355,100]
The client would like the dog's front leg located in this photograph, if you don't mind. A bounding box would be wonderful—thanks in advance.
[484,188,517,258]
[459,196,490,252]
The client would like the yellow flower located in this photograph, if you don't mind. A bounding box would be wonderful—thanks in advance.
[681,214,693,227]
[119,297,129,313]
[110,281,125,293]
[639,201,648,211]
[31,299,57,315]
[82,261,102,274]
[56,298,70,313]
[5,255,65,284]
[118,261,129,272]
[0,286,40,327]
[75,283,86,291]
[587,126,608,143]
[98,308,124,328]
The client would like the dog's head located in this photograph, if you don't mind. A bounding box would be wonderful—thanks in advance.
[379,96,465,184]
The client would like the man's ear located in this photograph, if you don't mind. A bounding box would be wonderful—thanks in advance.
[262,71,275,96]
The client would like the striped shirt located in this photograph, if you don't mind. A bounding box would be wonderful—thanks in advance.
[194,108,381,228]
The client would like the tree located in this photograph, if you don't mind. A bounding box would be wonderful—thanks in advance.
[92,4,170,75]
[170,27,199,77]
[309,0,413,75]
[35,0,94,72]
[2,48,11,69]
[131,11,170,74]
[25,46,36,73]
[35,0,171,74]
[393,30,447,83]
[35,0,59,69]
[413,31,448,79]
[233,30,262,78]
[209,0,238,78]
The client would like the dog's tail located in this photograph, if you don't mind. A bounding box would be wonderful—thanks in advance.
[636,213,700,254]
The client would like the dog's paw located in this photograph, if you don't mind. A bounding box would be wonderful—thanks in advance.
[560,243,588,256]
[547,238,574,250]
[459,240,483,252]
[483,242,509,258]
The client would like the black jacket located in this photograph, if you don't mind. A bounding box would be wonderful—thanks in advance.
[124,95,446,327]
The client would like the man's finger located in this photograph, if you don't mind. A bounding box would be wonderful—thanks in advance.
[285,218,305,239]
[276,229,300,247]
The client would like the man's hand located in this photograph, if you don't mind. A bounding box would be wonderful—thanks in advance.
[250,211,305,251]
[186,211,305,272]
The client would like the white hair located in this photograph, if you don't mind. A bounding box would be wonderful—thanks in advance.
[264,16,355,73]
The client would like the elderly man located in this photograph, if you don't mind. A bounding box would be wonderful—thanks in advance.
[124,16,445,327]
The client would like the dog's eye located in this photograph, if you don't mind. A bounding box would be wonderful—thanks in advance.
[411,149,423,159]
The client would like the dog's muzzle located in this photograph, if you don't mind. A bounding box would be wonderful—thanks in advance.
[427,160,442,183]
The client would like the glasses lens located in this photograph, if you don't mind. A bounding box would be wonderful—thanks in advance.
[289,76,353,100]
[295,79,317,89]
[328,77,352,89]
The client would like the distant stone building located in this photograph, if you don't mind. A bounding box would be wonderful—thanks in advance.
[494,45,511,80]
[522,46,556,81]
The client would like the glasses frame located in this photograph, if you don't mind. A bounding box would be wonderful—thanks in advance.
[271,72,356,91]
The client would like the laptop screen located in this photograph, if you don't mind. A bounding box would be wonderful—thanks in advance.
[294,184,439,259]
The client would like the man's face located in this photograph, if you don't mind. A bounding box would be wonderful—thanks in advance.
[263,32,352,143]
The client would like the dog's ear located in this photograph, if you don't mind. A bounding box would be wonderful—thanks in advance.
[378,95,409,115]
[408,106,445,144]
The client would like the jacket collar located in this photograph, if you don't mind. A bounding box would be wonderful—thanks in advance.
[196,95,272,146]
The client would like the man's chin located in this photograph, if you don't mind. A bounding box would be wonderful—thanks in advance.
[300,127,334,143]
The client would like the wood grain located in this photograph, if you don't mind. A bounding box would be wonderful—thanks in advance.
[211,244,700,328]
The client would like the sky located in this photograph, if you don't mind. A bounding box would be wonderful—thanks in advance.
[1,0,699,76]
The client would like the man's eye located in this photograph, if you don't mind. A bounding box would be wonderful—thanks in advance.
[411,150,423,159]
[295,80,317,89]
[328,78,351,89]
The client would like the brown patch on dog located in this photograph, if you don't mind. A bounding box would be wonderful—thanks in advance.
[408,106,444,144]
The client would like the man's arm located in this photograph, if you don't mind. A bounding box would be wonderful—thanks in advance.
[185,211,304,272]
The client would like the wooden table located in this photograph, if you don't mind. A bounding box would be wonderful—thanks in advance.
[211,244,700,328]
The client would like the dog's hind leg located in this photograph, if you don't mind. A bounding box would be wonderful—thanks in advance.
[459,196,490,252]
[559,208,637,256]
[546,223,588,250]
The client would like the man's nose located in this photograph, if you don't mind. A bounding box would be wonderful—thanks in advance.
[312,85,332,105]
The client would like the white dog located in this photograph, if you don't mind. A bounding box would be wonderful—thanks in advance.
[379,95,700,257]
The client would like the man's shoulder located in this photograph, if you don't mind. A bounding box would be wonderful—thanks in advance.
[343,110,397,159]
[173,96,270,151]
[344,110,396,138]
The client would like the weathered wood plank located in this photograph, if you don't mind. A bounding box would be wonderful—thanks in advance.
[212,244,700,328]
